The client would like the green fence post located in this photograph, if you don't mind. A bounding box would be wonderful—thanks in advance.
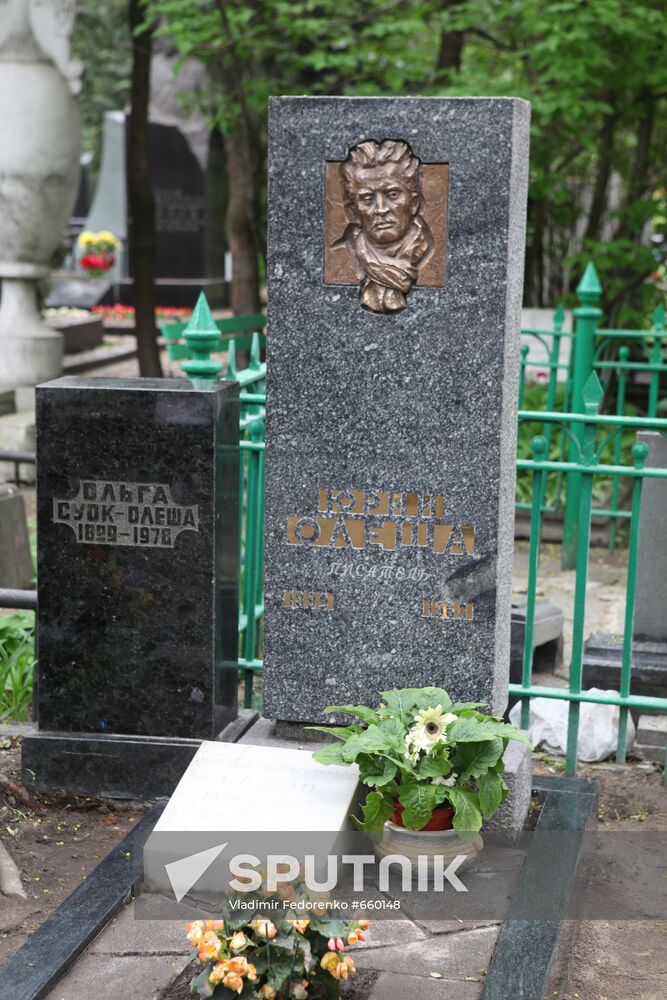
[562,262,603,569]
[648,303,665,418]
[609,346,629,553]
[565,371,604,774]
[520,435,548,729]
[181,292,224,388]
[616,440,649,762]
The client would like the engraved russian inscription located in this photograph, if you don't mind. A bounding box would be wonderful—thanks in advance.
[287,488,475,556]
[324,140,448,312]
[52,479,200,549]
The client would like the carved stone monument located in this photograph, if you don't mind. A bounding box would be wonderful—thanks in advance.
[22,376,240,798]
[0,0,81,387]
[263,97,530,726]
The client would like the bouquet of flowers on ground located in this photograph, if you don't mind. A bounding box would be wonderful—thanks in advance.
[78,229,121,276]
[310,686,531,833]
[186,864,369,999]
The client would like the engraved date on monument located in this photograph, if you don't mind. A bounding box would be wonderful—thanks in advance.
[421,599,475,621]
[52,480,200,549]
[283,590,335,611]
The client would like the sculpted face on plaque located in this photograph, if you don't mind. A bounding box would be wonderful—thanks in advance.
[325,139,448,314]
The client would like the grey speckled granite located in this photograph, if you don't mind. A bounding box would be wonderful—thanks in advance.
[264,96,530,723]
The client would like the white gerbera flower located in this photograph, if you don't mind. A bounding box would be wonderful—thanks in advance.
[432,772,457,787]
[412,706,458,746]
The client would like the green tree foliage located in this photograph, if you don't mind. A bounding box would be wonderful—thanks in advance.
[72,0,132,166]
[81,0,667,324]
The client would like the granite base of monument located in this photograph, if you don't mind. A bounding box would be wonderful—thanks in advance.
[22,712,259,800]
[582,632,667,718]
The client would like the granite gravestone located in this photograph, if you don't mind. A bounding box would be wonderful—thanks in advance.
[263,97,530,724]
[22,376,239,798]
[50,112,226,309]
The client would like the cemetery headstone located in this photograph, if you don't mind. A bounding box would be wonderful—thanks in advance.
[50,112,227,309]
[0,484,33,590]
[584,431,667,708]
[22,375,240,798]
[262,96,530,725]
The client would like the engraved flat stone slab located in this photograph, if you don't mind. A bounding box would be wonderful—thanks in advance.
[264,96,530,722]
[153,740,360,833]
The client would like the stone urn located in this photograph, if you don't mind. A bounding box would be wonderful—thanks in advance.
[0,0,81,389]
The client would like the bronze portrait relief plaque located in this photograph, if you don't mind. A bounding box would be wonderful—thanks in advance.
[324,139,448,314]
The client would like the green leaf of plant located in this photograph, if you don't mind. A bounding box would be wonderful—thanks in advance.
[411,687,453,712]
[397,782,438,830]
[190,966,215,997]
[415,752,451,779]
[305,724,363,741]
[379,688,421,725]
[445,787,483,832]
[453,739,504,781]
[340,725,390,762]
[477,771,507,818]
[357,790,394,832]
[312,743,347,766]
[266,953,295,990]
[362,758,397,787]
[322,704,380,725]
[447,717,531,746]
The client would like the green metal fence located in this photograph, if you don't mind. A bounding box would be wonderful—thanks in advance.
[514,372,667,779]
[518,263,667,569]
[178,283,667,777]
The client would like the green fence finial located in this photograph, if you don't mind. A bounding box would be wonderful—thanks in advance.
[181,291,223,388]
[582,370,604,412]
[576,261,602,306]
[653,301,665,333]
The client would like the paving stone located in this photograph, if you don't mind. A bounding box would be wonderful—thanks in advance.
[352,919,426,950]
[354,924,498,978]
[415,918,500,935]
[368,971,485,999]
[44,953,191,1000]
[90,907,187,955]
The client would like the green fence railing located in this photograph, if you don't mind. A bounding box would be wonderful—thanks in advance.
[179,289,667,778]
[518,263,666,568]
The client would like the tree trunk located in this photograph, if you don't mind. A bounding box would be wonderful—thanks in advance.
[127,0,162,377]
[584,105,617,243]
[223,124,262,316]
[434,0,465,85]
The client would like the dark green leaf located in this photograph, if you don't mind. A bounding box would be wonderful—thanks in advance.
[398,782,438,830]
[445,787,483,832]
[477,771,507,818]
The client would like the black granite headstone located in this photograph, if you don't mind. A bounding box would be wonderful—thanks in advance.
[149,123,206,280]
[23,376,239,797]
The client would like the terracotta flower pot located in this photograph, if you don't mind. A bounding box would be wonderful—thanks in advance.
[390,801,455,832]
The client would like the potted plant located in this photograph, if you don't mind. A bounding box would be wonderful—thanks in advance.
[309,687,531,833]
[186,912,369,998]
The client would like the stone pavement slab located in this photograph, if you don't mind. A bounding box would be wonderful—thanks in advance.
[89,907,187,954]
[369,972,485,999]
[354,924,498,979]
[44,953,190,1000]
